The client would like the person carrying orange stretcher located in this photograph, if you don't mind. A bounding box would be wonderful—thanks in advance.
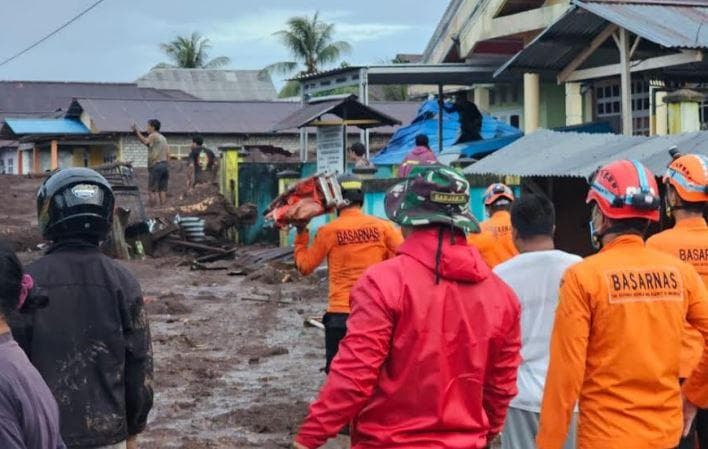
[468,182,519,267]
[647,151,708,449]
[294,174,403,373]
[537,159,708,449]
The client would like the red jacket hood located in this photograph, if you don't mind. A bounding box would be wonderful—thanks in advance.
[398,228,491,283]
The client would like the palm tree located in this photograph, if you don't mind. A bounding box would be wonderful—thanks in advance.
[155,32,230,69]
[265,12,351,77]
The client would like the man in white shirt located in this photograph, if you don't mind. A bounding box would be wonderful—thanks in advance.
[494,193,581,449]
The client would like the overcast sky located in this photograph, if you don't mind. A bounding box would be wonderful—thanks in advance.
[0,0,445,88]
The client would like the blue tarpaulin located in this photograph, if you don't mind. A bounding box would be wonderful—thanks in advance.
[372,100,523,165]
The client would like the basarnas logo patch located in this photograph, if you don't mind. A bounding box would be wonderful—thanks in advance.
[604,266,683,304]
[430,191,467,204]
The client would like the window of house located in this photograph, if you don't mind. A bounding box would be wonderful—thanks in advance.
[7,158,13,175]
[701,100,708,128]
[511,86,520,103]
[489,89,496,106]
[0,160,5,174]
[498,86,508,104]
[594,78,651,135]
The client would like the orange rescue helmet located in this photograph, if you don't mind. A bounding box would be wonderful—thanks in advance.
[586,160,660,222]
[663,153,708,203]
[483,183,515,206]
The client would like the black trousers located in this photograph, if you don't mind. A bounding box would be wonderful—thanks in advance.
[676,382,707,449]
[323,312,349,373]
[699,408,708,448]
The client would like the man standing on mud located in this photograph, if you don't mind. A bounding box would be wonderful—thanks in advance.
[294,166,521,449]
[12,168,154,449]
[293,174,403,373]
[132,119,169,206]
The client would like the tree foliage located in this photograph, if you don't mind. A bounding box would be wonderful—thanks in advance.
[264,12,351,76]
[156,32,230,69]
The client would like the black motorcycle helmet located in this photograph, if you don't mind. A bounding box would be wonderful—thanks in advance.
[37,168,114,241]
[338,173,364,206]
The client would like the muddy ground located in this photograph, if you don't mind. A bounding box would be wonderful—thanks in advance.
[130,257,349,449]
[2,167,350,448]
[11,252,349,449]
[0,160,207,251]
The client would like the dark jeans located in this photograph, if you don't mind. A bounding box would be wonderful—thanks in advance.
[148,161,169,192]
[323,312,349,373]
[677,378,706,449]
[699,408,707,448]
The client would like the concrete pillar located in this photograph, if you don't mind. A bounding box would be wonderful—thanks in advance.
[523,73,540,133]
[655,91,668,136]
[474,86,490,112]
[32,147,40,174]
[664,89,703,134]
[16,149,23,175]
[618,28,633,135]
[50,140,58,170]
[583,88,594,123]
[565,82,583,126]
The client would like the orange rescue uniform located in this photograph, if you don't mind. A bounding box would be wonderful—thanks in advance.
[294,207,403,313]
[467,210,518,267]
[647,216,708,378]
[537,235,708,449]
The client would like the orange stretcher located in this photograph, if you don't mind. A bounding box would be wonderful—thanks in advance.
[264,172,348,228]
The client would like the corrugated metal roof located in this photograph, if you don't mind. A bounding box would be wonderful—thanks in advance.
[136,69,278,101]
[69,98,418,135]
[496,1,708,76]
[578,0,708,48]
[271,96,402,131]
[0,81,196,119]
[3,118,90,135]
[464,129,708,178]
[294,60,509,85]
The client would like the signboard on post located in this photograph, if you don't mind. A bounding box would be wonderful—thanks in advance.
[316,125,345,174]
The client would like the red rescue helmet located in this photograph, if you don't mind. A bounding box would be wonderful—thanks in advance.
[483,183,514,206]
[586,160,660,222]
[664,153,708,203]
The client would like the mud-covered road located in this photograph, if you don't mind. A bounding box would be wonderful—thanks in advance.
[3,170,350,448]
[124,257,349,449]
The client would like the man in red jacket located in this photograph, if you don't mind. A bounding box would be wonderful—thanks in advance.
[293,166,522,449]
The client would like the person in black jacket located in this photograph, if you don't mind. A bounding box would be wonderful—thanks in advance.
[11,168,153,449]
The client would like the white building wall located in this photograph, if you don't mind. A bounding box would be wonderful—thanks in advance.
[0,148,17,174]
[119,133,390,167]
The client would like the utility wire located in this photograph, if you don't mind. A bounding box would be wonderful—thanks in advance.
[0,0,108,68]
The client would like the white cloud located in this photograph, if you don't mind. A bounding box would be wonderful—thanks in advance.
[335,23,412,42]
[204,9,411,46]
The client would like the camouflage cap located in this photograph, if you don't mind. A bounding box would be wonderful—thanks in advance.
[385,165,480,233]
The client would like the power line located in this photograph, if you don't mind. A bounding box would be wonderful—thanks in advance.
[0,0,108,68]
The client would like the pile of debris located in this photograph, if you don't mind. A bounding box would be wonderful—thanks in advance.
[96,161,257,260]
[156,183,257,239]
[185,246,301,285]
